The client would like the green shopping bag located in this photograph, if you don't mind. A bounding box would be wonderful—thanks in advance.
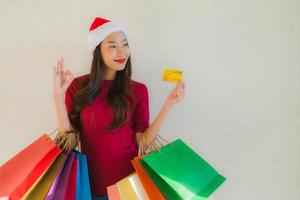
[140,139,226,200]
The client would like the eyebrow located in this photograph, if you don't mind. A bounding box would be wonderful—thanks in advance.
[107,39,127,44]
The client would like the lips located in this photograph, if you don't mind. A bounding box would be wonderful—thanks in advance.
[114,59,126,64]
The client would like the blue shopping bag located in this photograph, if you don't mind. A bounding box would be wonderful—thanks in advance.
[72,150,92,200]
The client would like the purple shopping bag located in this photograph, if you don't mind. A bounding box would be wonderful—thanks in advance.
[45,151,75,200]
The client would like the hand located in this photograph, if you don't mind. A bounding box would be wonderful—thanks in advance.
[52,57,74,100]
[137,132,154,157]
[164,81,186,107]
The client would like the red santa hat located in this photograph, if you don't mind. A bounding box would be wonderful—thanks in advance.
[87,17,129,53]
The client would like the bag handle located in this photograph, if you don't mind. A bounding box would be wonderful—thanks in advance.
[48,128,81,151]
[141,134,173,155]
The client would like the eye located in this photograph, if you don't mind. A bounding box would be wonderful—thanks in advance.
[124,43,129,47]
[109,45,117,48]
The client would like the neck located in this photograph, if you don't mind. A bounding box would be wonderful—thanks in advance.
[103,67,116,80]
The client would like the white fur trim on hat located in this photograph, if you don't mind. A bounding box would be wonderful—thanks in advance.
[87,21,130,53]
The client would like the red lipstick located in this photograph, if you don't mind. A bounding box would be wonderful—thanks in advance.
[114,59,126,64]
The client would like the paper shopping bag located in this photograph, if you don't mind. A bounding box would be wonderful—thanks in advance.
[37,150,90,200]
[131,157,165,200]
[73,150,92,200]
[107,184,121,200]
[116,173,149,200]
[20,152,67,200]
[0,134,61,200]
[140,139,226,200]
[44,151,75,200]
[64,155,78,200]
[45,151,69,200]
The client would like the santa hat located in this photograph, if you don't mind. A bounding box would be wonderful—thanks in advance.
[87,17,129,53]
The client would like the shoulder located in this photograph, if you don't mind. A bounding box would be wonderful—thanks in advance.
[72,74,89,86]
[131,79,148,92]
[130,80,149,101]
[67,74,89,94]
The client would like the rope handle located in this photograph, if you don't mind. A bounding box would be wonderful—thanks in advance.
[140,134,173,155]
[48,128,81,151]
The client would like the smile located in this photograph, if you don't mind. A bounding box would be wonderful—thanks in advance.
[114,59,126,64]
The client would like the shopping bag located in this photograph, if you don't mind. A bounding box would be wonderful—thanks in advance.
[107,184,121,200]
[45,151,69,200]
[0,134,61,200]
[116,173,149,200]
[129,173,149,200]
[20,152,67,200]
[73,149,92,200]
[131,157,165,200]
[64,155,78,200]
[41,150,90,200]
[140,139,226,200]
[44,151,75,200]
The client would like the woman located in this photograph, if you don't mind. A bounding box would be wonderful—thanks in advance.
[52,17,185,199]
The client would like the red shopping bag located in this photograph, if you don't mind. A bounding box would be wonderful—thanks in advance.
[0,134,61,200]
[64,155,78,200]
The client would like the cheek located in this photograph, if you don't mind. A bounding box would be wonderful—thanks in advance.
[102,49,115,61]
[125,49,130,58]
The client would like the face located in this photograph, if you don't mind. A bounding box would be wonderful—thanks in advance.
[100,31,130,76]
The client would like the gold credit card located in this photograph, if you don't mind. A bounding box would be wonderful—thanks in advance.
[163,69,183,82]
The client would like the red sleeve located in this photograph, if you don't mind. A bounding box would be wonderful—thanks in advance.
[133,83,150,133]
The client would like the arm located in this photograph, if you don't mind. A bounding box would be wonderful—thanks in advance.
[137,81,185,156]
[136,102,170,147]
[52,57,77,149]
[53,95,73,134]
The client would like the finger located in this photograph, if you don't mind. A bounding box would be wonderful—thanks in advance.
[66,73,74,85]
[58,60,64,79]
[64,70,70,80]
[181,81,185,89]
[177,88,184,96]
[177,87,183,94]
[138,146,141,157]
[66,70,74,80]
[58,58,63,73]
[63,70,69,81]
[172,85,178,93]
[176,80,183,87]
[177,82,184,90]
[58,62,63,77]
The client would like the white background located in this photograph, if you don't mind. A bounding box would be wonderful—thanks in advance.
[0,0,299,199]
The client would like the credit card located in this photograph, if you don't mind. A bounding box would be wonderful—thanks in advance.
[162,69,183,82]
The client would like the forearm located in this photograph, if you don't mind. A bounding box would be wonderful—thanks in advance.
[143,102,171,140]
[53,95,73,135]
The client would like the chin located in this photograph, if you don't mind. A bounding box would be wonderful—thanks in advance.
[115,65,126,71]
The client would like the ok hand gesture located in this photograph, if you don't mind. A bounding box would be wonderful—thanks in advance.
[52,57,74,100]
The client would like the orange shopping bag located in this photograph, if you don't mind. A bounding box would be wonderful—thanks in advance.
[131,157,165,200]
[0,134,61,200]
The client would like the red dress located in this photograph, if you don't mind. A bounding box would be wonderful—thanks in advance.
[65,74,150,196]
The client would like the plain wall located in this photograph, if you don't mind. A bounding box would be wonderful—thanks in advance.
[0,0,299,199]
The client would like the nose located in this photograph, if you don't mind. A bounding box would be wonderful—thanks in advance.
[116,46,128,57]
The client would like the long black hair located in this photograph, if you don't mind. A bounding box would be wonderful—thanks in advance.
[68,43,136,132]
